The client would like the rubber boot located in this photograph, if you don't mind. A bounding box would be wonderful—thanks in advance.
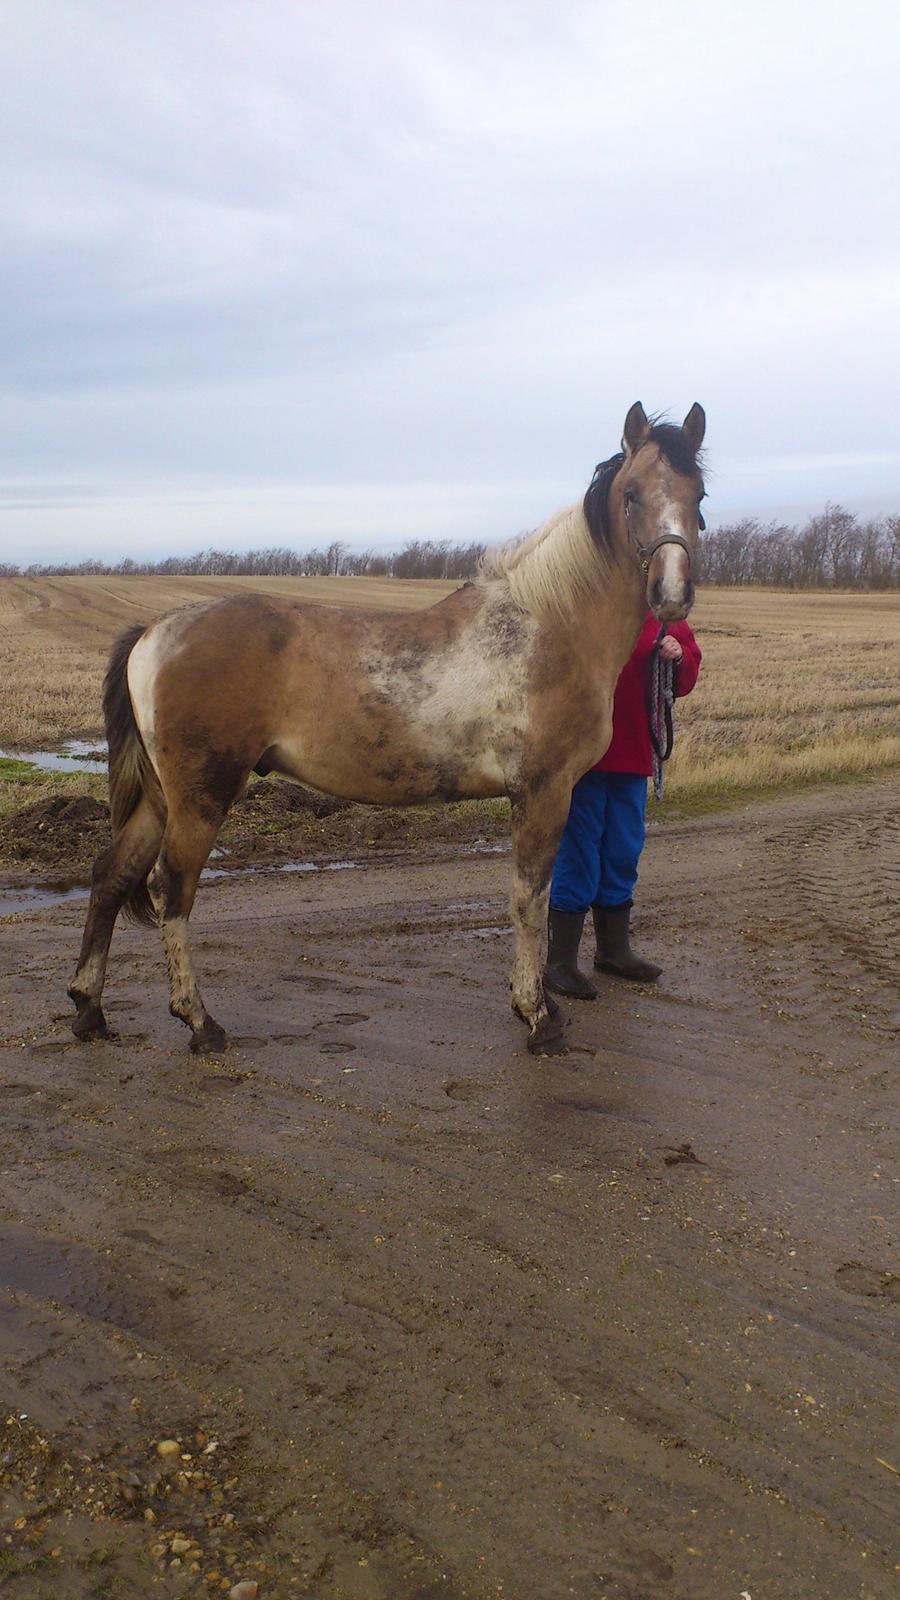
[593,903,662,982]
[544,908,597,1000]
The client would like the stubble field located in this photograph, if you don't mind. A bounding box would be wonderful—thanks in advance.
[0,575,898,824]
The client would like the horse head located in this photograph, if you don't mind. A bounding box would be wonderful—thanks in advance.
[585,402,706,622]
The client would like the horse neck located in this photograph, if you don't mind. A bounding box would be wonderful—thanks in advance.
[570,548,647,671]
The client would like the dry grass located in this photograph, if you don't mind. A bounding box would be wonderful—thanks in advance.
[0,577,897,811]
[666,587,900,806]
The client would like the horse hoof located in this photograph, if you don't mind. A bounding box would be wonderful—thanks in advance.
[190,1018,228,1055]
[527,1011,567,1056]
[71,1004,110,1042]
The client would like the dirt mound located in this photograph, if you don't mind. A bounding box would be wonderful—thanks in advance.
[239,778,351,819]
[212,780,506,870]
[0,793,110,868]
[221,779,509,865]
[0,778,509,874]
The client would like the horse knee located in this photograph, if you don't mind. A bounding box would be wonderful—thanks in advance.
[149,854,189,920]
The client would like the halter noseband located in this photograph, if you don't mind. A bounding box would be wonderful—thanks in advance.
[623,497,693,576]
[633,530,693,577]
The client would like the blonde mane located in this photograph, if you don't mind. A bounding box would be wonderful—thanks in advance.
[478,501,611,620]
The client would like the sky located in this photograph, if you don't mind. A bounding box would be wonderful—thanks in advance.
[2,0,899,565]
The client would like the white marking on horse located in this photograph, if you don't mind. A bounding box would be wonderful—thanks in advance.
[655,500,691,607]
[128,606,213,771]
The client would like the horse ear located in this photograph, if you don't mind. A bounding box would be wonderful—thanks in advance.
[682,402,706,452]
[622,402,650,454]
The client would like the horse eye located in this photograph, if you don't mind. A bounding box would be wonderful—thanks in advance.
[623,488,638,507]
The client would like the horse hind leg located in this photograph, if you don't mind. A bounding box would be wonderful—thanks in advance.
[509,781,572,1055]
[68,797,164,1040]
[148,809,229,1054]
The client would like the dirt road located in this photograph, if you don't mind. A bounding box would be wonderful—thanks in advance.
[0,777,897,1598]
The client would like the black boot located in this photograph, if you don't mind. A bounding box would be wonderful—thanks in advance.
[544,908,597,1000]
[593,903,662,982]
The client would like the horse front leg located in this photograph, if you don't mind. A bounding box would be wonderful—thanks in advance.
[509,781,572,1055]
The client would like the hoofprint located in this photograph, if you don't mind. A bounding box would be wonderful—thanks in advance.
[69,402,706,1056]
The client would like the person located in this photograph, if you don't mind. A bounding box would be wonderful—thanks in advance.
[544,615,702,999]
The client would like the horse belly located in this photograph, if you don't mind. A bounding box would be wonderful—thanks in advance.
[264,733,507,806]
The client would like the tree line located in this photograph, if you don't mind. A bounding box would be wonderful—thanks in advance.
[0,538,487,582]
[698,505,900,588]
[2,506,899,587]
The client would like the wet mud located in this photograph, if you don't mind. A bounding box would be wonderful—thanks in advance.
[0,776,897,1598]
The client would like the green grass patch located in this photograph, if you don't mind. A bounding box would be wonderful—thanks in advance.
[0,754,98,787]
[0,754,47,783]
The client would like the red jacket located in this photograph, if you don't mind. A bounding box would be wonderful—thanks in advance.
[594,614,701,776]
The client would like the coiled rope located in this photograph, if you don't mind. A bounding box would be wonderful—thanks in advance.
[647,623,675,801]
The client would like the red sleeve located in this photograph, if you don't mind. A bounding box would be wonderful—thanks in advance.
[670,621,701,698]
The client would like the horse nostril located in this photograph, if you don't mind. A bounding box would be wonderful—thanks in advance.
[649,576,664,610]
[684,579,695,608]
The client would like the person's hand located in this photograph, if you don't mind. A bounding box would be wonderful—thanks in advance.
[659,636,683,663]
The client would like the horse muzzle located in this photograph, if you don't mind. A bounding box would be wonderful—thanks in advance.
[642,535,694,621]
[649,573,695,621]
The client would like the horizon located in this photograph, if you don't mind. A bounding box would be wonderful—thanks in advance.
[2,480,899,572]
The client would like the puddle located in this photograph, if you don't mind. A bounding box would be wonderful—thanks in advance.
[0,880,90,917]
[0,740,108,775]
[202,858,358,884]
[0,858,361,917]
[0,1220,147,1333]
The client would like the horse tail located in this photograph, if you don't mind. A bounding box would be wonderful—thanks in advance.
[103,623,161,927]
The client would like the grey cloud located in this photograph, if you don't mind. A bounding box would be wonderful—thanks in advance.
[1,0,898,561]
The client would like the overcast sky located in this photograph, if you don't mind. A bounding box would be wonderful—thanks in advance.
[2,0,899,564]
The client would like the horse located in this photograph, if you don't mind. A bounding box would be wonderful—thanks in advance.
[68,400,706,1057]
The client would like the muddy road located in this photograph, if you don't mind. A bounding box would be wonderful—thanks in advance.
[0,777,897,1598]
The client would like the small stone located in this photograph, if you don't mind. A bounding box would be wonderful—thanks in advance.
[156,1439,181,1459]
[171,1536,192,1555]
[229,1583,259,1600]
[143,1508,156,1522]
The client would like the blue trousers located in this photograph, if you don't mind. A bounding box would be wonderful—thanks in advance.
[550,771,648,913]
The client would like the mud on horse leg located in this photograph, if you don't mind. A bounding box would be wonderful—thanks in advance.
[509,785,570,1055]
[148,813,228,1054]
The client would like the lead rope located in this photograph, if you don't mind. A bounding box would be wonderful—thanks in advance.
[648,623,675,801]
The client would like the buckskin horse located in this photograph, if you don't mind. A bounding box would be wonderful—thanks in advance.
[68,401,706,1056]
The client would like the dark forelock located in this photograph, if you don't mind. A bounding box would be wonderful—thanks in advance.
[645,420,704,478]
